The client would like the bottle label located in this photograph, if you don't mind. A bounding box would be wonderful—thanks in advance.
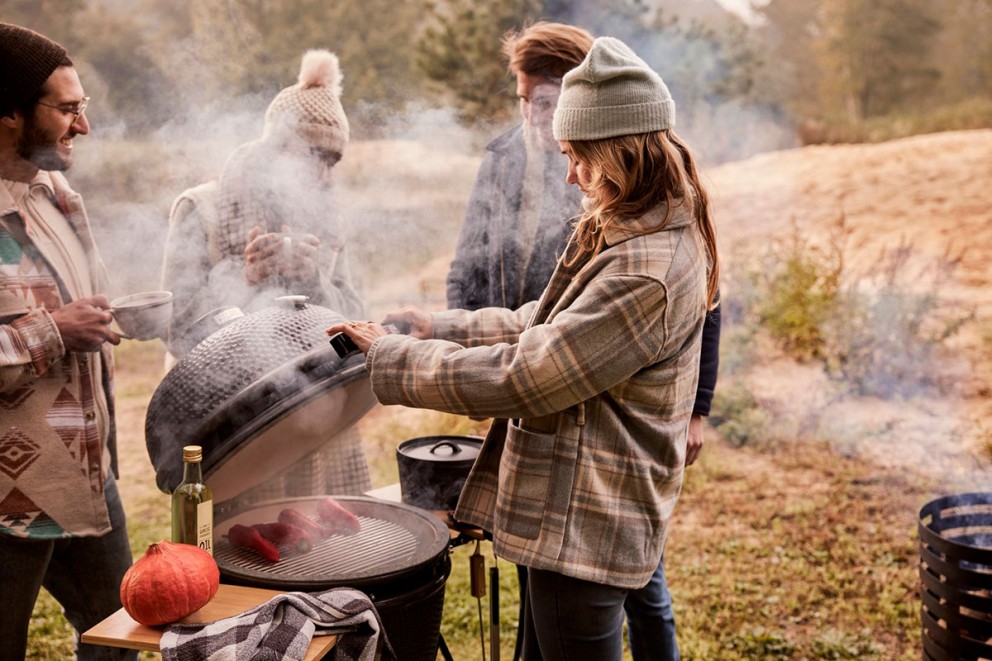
[196,500,214,555]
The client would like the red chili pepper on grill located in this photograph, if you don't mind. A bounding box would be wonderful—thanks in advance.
[316,497,362,536]
[278,508,334,542]
[250,522,313,555]
[227,523,280,562]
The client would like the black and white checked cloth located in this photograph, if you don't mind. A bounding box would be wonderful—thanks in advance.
[160,587,395,661]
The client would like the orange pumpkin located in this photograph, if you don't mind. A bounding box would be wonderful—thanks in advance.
[119,540,220,626]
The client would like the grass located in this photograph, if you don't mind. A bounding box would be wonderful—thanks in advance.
[26,340,935,660]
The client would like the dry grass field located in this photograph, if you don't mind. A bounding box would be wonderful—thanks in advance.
[26,129,992,659]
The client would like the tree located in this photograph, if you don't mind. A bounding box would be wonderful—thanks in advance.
[0,0,87,49]
[74,3,173,132]
[138,0,435,133]
[816,0,941,123]
[753,0,823,122]
[415,0,761,127]
[416,0,546,124]
[930,0,992,103]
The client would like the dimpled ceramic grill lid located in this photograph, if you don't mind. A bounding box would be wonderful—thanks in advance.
[144,299,376,502]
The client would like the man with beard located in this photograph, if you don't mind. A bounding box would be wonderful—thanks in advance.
[445,22,721,661]
[0,23,135,661]
[161,49,370,502]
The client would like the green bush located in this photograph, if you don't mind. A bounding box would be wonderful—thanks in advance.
[736,215,970,399]
[709,380,770,447]
[750,220,844,362]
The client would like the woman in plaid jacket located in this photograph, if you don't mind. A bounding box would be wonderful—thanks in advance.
[328,37,719,660]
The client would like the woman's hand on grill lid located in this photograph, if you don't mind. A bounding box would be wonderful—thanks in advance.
[325,320,388,354]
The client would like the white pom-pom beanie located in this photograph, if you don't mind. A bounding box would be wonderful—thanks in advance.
[553,37,675,141]
[263,49,350,156]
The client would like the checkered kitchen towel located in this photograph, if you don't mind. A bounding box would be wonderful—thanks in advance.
[160,587,395,661]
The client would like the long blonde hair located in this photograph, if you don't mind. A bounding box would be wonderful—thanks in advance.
[563,130,719,308]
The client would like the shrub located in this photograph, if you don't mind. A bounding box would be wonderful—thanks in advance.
[821,241,971,397]
[737,213,970,398]
[799,96,992,145]
[727,628,796,659]
[750,219,845,362]
[709,380,771,447]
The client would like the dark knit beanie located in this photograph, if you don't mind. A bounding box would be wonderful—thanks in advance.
[0,23,68,109]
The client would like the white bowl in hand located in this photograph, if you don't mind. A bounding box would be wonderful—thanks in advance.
[111,291,174,341]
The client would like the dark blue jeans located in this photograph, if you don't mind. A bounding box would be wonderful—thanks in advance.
[521,566,629,660]
[624,554,679,661]
[0,474,137,661]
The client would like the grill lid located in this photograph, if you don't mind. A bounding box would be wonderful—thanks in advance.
[145,300,375,501]
[214,496,449,590]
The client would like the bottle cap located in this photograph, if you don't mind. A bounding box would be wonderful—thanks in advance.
[182,445,203,462]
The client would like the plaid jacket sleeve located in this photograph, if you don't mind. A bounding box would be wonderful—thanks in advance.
[366,269,673,420]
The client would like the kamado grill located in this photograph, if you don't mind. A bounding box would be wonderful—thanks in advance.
[215,495,451,661]
[145,298,451,660]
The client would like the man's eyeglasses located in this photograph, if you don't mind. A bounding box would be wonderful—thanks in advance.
[37,96,90,119]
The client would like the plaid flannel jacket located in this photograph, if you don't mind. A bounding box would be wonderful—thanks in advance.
[367,201,707,589]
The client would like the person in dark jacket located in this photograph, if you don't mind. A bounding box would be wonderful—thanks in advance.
[445,22,721,661]
[445,23,590,312]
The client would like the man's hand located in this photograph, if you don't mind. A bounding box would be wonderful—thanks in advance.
[243,225,320,285]
[381,307,433,340]
[50,295,121,352]
[685,413,706,466]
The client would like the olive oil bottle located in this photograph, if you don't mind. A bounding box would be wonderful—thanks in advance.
[171,445,214,555]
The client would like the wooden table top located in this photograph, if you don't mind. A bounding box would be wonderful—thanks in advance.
[81,583,337,660]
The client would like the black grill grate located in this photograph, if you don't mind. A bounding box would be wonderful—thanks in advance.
[216,515,420,578]
[213,496,450,591]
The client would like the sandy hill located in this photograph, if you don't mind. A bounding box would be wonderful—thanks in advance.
[707,129,992,485]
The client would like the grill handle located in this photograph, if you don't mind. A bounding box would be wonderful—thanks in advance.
[430,441,464,456]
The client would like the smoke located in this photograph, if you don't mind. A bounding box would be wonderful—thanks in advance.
[26,1,984,523]
[67,0,799,318]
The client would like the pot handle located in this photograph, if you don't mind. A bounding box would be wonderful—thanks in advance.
[429,441,463,456]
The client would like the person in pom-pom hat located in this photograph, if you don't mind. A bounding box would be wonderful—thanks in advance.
[160,49,371,503]
[0,22,137,661]
[326,35,720,660]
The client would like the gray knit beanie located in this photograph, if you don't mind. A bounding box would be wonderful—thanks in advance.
[263,49,350,157]
[0,23,68,111]
[553,36,675,141]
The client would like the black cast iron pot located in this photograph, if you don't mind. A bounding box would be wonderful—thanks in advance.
[396,435,483,510]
